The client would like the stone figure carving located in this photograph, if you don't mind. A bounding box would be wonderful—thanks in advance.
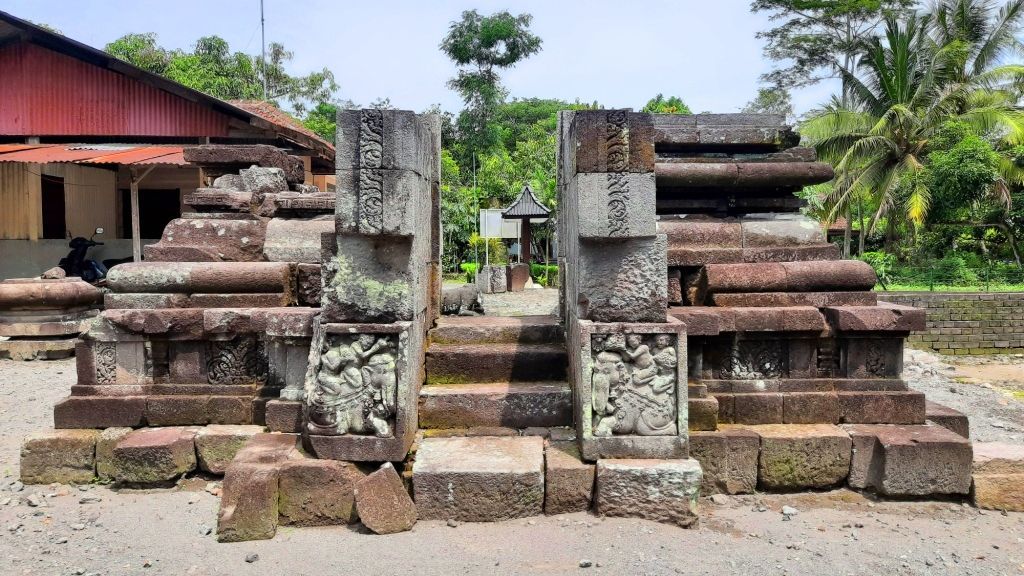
[865,341,887,377]
[307,334,397,438]
[591,333,677,437]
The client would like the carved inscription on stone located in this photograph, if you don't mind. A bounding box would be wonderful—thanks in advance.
[591,333,677,437]
[306,334,397,438]
[605,111,630,237]
[358,109,385,233]
[94,342,116,385]
[724,339,785,380]
[207,336,267,385]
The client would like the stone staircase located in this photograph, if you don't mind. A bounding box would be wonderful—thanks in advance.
[420,315,571,432]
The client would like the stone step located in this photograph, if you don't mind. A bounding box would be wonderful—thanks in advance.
[713,390,925,426]
[414,436,545,522]
[419,382,572,429]
[429,315,563,345]
[425,343,567,384]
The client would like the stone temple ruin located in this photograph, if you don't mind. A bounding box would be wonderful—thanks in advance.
[19,109,988,539]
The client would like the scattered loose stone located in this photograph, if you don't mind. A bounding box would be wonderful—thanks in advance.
[579,560,593,568]
[782,505,799,517]
[446,519,459,528]
[245,553,259,563]
[710,494,730,505]
[354,462,417,535]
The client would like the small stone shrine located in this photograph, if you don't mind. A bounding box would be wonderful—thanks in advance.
[20,110,979,541]
[0,275,102,360]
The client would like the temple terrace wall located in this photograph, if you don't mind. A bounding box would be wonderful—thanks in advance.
[877,292,1024,355]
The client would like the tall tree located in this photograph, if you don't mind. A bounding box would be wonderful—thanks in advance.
[741,87,795,119]
[801,14,1024,255]
[104,34,338,115]
[440,10,542,160]
[752,0,915,95]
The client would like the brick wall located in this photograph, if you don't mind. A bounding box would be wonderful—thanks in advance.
[877,292,1024,355]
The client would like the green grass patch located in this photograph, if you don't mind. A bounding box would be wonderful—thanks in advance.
[876,283,1024,292]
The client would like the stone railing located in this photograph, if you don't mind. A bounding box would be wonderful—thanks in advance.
[877,292,1024,355]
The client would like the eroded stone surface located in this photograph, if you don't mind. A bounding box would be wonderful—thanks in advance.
[279,458,366,526]
[354,462,417,534]
[195,425,265,475]
[594,458,702,527]
[414,436,544,522]
[752,424,852,490]
[845,424,972,496]
[545,441,595,514]
[218,462,279,542]
[20,429,99,485]
[109,427,197,485]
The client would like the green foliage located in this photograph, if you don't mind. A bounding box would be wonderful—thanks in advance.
[858,250,897,283]
[302,102,339,142]
[927,132,1001,219]
[742,87,794,119]
[104,33,337,115]
[641,94,692,114]
[529,263,558,286]
[460,262,478,283]
[440,10,543,155]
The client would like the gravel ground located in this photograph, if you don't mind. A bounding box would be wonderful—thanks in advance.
[0,354,1022,576]
[480,287,559,317]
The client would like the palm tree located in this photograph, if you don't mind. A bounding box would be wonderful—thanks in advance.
[801,9,1024,250]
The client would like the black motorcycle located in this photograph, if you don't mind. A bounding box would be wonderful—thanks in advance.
[58,227,110,283]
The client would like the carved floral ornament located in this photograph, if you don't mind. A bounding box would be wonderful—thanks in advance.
[306,333,398,438]
[591,332,678,437]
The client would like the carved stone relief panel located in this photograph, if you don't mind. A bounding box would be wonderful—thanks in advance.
[722,338,787,380]
[591,332,678,437]
[94,342,116,385]
[206,336,267,385]
[305,333,398,438]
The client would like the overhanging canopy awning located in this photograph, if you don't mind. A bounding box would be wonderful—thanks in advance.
[0,144,187,166]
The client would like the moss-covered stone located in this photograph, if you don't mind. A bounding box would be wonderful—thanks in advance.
[195,425,265,475]
[20,429,99,485]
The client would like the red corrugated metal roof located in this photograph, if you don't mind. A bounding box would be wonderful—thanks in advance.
[0,144,186,166]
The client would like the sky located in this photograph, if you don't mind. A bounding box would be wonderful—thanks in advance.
[4,0,840,116]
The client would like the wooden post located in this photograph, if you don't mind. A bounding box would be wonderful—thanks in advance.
[129,166,156,262]
[521,218,532,264]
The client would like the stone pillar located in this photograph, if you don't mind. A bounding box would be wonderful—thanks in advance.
[302,109,440,461]
[557,110,690,460]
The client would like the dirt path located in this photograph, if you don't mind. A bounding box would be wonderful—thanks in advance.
[0,357,1022,576]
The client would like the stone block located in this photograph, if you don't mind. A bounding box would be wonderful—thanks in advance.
[232,433,302,464]
[571,172,657,239]
[689,428,759,495]
[823,303,926,333]
[734,393,784,424]
[183,144,304,183]
[701,260,876,295]
[784,392,840,424]
[321,234,417,322]
[475,265,507,294]
[336,108,436,173]
[845,424,972,496]
[544,441,595,514]
[143,217,267,262]
[418,382,572,429]
[971,442,1024,512]
[195,425,265,475]
[265,399,303,432]
[838,391,925,424]
[506,263,531,292]
[578,235,667,323]
[279,458,367,526]
[217,462,280,542]
[145,396,253,427]
[569,110,655,174]
[354,462,417,534]
[263,217,334,263]
[754,424,852,490]
[53,396,147,429]
[424,343,566,384]
[95,427,133,482]
[687,397,719,431]
[594,459,702,527]
[414,436,544,522]
[925,401,970,438]
[110,427,197,485]
[20,429,99,485]
[296,263,322,306]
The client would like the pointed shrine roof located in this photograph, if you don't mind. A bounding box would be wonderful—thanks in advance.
[502,184,551,218]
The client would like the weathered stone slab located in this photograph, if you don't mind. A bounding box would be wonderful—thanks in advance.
[110,427,197,485]
[419,382,571,429]
[414,436,544,521]
[569,110,655,174]
[195,425,265,475]
[971,442,1024,512]
[571,172,657,239]
[752,424,852,490]
[265,399,303,432]
[53,397,147,429]
[845,424,972,496]
[217,462,279,542]
[106,262,292,295]
[578,235,667,323]
[354,462,417,534]
[822,303,926,333]
[838,391,925,425]
[594,458,702,527]
[184,144,305,183]
[232,433,302,464]
[710,292,878,308]
[95,427,132,482]
[279,458,366,526]
[689,428,759,495]
[544,441,595,514]
[262,217,333,263]
[20,429,99,485]
[144,218,267,262]
[926,401,970,438]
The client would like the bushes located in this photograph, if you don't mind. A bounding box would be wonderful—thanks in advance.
[459,262,478,284]
[530,263,558,287]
